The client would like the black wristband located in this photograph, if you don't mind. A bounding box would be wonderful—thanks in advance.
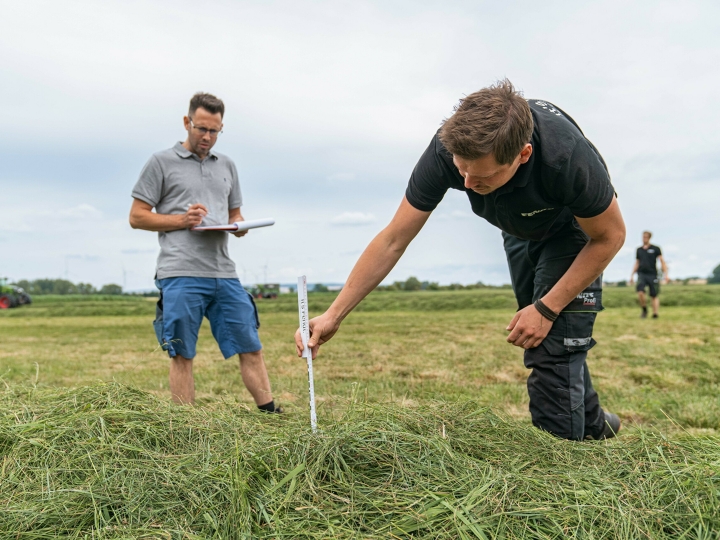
[534,299,559,322]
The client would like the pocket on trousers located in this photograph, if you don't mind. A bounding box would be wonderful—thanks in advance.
[152,291,169,350]
[246,291,261,329]
[542,311,597,356]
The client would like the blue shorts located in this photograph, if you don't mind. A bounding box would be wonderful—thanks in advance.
[153,277,262,359]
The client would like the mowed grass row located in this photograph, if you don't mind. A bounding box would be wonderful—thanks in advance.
[1,383,719,539]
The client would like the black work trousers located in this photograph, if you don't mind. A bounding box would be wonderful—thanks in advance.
[503,228,607,440]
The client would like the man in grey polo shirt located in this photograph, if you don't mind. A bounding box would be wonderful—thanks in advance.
[129,92,280,412]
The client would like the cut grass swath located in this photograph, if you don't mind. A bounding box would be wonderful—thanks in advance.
[1,382,719,538]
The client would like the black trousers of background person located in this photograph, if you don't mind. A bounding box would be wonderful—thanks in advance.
[503,226,608,440]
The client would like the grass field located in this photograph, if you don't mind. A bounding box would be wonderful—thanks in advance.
[1,287,720,537]
[2,286,720,431]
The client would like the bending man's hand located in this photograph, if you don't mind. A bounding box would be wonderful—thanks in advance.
[506,304,553,349]
[295,312,341,359]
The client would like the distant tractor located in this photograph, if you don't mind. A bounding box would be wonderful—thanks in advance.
[0,278,32,309]
[249,283,280,300]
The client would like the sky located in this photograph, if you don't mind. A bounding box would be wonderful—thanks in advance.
[1,0,719,291]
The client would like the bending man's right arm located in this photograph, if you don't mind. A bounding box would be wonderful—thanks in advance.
[295,196,431,359]
[129,198,208,232]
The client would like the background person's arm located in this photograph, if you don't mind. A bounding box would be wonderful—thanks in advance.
[506,197,626,349]
[629,258,639,284]
[659,255,669,284]
[295,196,431,358]
[129,198,207,232]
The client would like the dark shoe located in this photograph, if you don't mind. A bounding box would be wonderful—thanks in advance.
[641,307,648,319]
[599,412,621,439]
[652,313,658,319]
[586,412,621,440]
[258,402,284,414]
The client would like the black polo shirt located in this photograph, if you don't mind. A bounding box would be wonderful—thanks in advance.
[405,100,615,242]
[636,245,662,275]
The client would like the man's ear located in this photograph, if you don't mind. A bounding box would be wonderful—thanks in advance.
[183,116,191,130]
[519,143,533,164]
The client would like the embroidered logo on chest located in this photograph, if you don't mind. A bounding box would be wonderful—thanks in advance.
[521,208,554,217]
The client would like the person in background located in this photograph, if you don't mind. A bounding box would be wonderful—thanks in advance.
[129,92,280,412]
[630,231,669,319]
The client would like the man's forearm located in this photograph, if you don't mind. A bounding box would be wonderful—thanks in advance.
[542,236,623,313]
[130,210,186,232]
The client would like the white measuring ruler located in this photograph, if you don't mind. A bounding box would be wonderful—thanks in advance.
[297,276,318,433]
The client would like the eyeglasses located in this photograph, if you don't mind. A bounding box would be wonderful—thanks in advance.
[189,118,223,137]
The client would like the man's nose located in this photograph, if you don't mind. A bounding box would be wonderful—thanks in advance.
[463,174,473,189]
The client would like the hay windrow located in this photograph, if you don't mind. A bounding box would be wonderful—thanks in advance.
[1,383,719,538]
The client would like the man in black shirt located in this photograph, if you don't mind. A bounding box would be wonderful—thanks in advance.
[295,80,626,441]
[630,231,668,318]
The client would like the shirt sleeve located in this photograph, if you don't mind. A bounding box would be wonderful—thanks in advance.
[655,246,662,256]
[131,155,163,207]
[405,133,454,212]
[557,138,615,219]
[228,159,243,209]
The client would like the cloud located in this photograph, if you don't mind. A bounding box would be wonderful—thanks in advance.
[327,172,356,182]
[66,254,101,261]
[2,0,719,287]
[330,212,376,226]
[121,248,157,255]
[433,209,472,221]
[59,204,103,219]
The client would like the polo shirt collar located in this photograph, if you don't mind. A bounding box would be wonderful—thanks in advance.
[172,141,218,160]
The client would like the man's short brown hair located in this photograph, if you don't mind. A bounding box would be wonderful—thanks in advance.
[189,92,225,118]
[439,79,533,165]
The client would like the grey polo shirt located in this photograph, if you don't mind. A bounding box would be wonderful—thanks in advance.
[132,142,243,280]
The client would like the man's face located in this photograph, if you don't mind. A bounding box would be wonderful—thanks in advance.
[453,144,532,195]
[183,107,223,158]
[642,232,651,245]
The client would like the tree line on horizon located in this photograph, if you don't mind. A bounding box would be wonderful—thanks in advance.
[11,279,124,296]
[11,264,720,298]
[709,264,720,284]
[375,276,511,292]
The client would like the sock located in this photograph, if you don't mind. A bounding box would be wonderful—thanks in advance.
[257,400,276,413]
